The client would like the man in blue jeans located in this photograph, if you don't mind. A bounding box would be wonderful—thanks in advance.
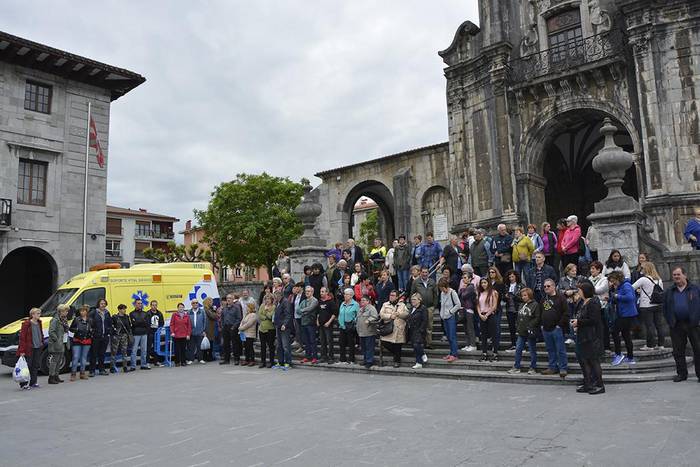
[273,290,293,369]
[187,299,208,364]
[540,279,569,378]
[128,299,151,371]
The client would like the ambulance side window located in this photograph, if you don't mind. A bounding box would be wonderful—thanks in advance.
[72,288,106,310]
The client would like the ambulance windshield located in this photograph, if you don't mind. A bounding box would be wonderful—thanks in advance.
[40,288,78,317]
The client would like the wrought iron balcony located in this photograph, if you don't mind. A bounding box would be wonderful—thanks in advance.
[508,30,625,85]
[0,198,11,228]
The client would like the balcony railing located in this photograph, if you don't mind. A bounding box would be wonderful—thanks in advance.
[0,198,11,227]
[135,230,174,240]
[508,30,625,85]
[105,249,122,258]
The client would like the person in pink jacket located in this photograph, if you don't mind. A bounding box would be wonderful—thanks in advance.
[560,215,582,269]
[169,303,191,367]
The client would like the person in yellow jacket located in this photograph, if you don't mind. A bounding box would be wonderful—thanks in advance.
[511,226,535,275]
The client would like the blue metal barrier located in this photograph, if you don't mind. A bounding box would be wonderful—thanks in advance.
[154,327,173,367]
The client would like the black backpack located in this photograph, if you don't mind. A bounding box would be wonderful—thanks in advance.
[642,277,664,305]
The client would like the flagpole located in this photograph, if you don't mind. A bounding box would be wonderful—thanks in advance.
[82,101,91,273]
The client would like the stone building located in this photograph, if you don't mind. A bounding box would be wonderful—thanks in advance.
[106,205,178,267]
[314,0,700,265]
[0,30,144,325]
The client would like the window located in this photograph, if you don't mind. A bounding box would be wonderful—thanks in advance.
[17,158,47,206]
[106,217,122,236]
[135,241,150,258]
[106,239,121,257]
[24,81,52,114]
[136,222,150,238]
[234,267,242,278]
[547,9,583,63]
[71,287,106,310]
[152,223,162,237]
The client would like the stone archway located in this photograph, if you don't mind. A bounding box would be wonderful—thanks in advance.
[342,180,395,245]
[519,104,642,232]
[0,246,58,326]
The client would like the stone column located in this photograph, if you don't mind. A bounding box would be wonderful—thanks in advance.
[286,181,328,281]
[588,118,645,263]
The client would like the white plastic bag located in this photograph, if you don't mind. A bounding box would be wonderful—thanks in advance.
[13,356,30,385]
[200,336,211,351]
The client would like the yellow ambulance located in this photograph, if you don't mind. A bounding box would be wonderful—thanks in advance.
[0,262,219,373]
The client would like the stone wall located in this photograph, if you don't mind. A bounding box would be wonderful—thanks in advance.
[218,281,266,303]
[0,60,111,283]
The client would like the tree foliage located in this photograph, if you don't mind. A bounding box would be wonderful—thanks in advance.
[194,173,304,276]
[143,242,212,263]
[358,209,379,252]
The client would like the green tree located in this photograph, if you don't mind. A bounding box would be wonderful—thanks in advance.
[358,209,378,252]
[143,242,213,263]
[194,173,304,277]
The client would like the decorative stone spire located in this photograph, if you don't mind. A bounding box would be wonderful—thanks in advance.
[295,180,322,240]
[591,118,639,212]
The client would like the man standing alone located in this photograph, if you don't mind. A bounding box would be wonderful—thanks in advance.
[663,267,700,382]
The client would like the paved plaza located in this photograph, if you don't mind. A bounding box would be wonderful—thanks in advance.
[1,365,698,467]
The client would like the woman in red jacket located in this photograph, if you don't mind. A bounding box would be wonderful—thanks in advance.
[169,303,191,367]
[18,307,43,389]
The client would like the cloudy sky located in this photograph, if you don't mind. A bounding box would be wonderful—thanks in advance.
[3,1,479,237]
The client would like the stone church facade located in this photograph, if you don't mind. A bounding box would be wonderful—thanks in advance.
[315,0,700,256]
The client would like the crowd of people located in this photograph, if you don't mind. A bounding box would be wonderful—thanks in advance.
[15,213,700,395]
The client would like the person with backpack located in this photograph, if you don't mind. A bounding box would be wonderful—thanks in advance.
[438,277,461,362]
[632,262,666,350]
[507,288,541,375]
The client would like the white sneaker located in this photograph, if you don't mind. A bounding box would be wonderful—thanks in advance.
[421,354,428,363]
[461,346,472,351]
[412,363,423,369]
[656,346,665,350]
[199,360,206,364]
[639,345,653,351]
[466,346,476,352]
[186,360,193,365]
[565,338,574,345]
[527,368,538,375]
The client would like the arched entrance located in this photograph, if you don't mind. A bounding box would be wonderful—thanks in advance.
[342,180,395,245]
[522,107,640,233]
[0,247,57,326]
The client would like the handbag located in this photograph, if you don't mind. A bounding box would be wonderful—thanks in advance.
[377,319,394,336]
[344,321,356,333]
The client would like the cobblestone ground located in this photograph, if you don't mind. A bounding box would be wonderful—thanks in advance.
[1,364,698,467]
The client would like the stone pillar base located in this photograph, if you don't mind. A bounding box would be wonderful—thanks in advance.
[286,245,327,281]
[587,209,645,265]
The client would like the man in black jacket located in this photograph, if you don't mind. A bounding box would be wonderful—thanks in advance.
[129,299,150,371]
[219,293,242,365]
[441,235,463,283]
[146,300,165,367]
[89,299,112,376]
[347,238,364,267]
[273,290,294,368]
[540,279,569,378]
[523,252,559,303]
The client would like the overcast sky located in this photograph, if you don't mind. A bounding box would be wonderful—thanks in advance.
[3,1,479,237]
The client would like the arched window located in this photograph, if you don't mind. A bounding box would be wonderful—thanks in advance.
[547,9,583,63]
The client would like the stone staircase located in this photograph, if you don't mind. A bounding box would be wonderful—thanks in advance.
[253,309,687,385]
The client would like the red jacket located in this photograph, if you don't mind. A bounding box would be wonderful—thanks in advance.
[18,319,43,356]
[561,225,582,255]
[169,312,191,338]
[354,283,377,303]
[556,228,566,254]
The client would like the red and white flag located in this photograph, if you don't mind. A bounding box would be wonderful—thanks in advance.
[88,116,105,168]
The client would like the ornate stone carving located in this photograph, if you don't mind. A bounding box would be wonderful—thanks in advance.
[589,0,611,34]
[520,0,539,57]
[293,181,323,246]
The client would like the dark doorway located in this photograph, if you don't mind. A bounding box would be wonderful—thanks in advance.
[343,181,395,246]
[0,247,57,326]
[543,117,639,234]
